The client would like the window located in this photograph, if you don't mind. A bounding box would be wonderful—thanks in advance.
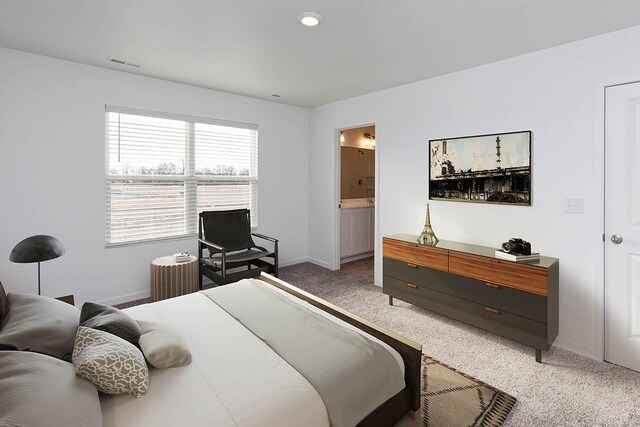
[105,106,258,246]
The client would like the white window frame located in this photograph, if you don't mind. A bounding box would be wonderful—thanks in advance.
[105,105,258,247]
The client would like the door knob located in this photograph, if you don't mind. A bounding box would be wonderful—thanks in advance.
[611,234,623,244]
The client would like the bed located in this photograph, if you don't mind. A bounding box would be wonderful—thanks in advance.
[0,274,422,427]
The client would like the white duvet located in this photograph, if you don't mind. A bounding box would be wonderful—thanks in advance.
[101,283,404,427]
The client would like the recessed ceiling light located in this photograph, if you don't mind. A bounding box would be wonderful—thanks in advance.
[297,12,322,27]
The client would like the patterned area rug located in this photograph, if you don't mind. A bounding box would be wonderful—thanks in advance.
[421,354,516,427]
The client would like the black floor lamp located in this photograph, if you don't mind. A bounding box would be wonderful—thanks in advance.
[10,235,66,295]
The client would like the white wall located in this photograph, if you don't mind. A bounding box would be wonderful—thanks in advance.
[3,25,640,359]
[0,47,309,305]
[308,26,640,359]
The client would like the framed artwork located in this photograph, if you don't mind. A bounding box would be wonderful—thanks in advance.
[429,130,531,205]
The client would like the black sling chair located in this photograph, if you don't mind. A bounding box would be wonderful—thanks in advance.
[198,209,278,288]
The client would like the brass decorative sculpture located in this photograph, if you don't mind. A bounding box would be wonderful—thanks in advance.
[417,203,439,246]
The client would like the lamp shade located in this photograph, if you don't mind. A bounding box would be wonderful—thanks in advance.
[9,235,66,264]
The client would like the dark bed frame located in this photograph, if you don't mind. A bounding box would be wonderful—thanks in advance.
[259,273,423,426]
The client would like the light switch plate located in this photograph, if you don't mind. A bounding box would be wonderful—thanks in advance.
[564,197,584,214]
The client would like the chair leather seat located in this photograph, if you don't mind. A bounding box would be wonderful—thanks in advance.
[201,248,274,269]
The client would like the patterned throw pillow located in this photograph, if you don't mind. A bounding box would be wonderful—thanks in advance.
[80,302,141,344]
[72,326,149,398]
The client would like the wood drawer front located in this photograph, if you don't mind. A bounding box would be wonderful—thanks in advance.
[383,258,547,323]
[449,252,549,296]
[383,238,448,272]
[383,277,549,349]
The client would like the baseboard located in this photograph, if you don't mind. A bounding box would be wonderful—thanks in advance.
[97,290,150,306]
[279,257,310,268]
[306,257,333,270]
[553,337,596,360]
[340,252,374,264]
[99,256,329,306]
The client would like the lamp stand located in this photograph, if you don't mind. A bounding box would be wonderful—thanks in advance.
[37,261,41,296]
[9,235,65,297]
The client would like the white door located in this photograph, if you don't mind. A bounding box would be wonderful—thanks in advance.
[605,81,640,372]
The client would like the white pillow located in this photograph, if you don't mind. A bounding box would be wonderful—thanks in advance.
[137,320,192,369]
[72,326,149,398]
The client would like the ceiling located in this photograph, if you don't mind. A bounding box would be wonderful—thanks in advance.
[1,1,639,107]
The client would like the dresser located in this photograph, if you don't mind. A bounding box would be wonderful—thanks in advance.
[383,234,559,362]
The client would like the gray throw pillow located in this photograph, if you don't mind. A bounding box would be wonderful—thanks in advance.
[0,351,102,427]
[137,320,192,369]
[0,292,80,360]
[80,301,141,344]
[73,326,149,398]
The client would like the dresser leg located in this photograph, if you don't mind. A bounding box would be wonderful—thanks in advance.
[389,296,394,306]
[410,409,420,420]
[535,349,542,363]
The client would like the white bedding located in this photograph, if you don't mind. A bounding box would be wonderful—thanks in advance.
[256,282,405,374]
[101,281,404,427]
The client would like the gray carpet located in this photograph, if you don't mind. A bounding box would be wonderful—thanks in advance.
[279,259,640,427]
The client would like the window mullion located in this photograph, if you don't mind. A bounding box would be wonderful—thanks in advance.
[185,122,197,235]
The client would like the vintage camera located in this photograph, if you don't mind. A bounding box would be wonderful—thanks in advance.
[501,238,531,255]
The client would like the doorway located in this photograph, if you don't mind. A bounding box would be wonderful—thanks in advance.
[338,125,376,276]
[604,81,640,372]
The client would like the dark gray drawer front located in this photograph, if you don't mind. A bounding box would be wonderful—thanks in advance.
[383,258,547,323]
[383,276,549,350]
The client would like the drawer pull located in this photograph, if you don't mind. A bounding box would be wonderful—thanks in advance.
[407,283,418,289]
[406,263,418,268]
[485,283,501,289]
[485,307,501,315]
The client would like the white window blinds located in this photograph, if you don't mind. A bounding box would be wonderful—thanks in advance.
[105,106,258,246]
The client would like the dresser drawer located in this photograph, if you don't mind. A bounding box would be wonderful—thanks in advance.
[383,276,549,349]
[449,251,548,296]
[383,258,547,322]
[383,238,448,272]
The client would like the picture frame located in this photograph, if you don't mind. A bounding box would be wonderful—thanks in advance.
[429,130,531,205]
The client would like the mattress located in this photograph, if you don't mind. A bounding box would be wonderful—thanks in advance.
[101,281,404,427]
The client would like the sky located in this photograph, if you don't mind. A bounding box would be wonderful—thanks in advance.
[430,132,530,179]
